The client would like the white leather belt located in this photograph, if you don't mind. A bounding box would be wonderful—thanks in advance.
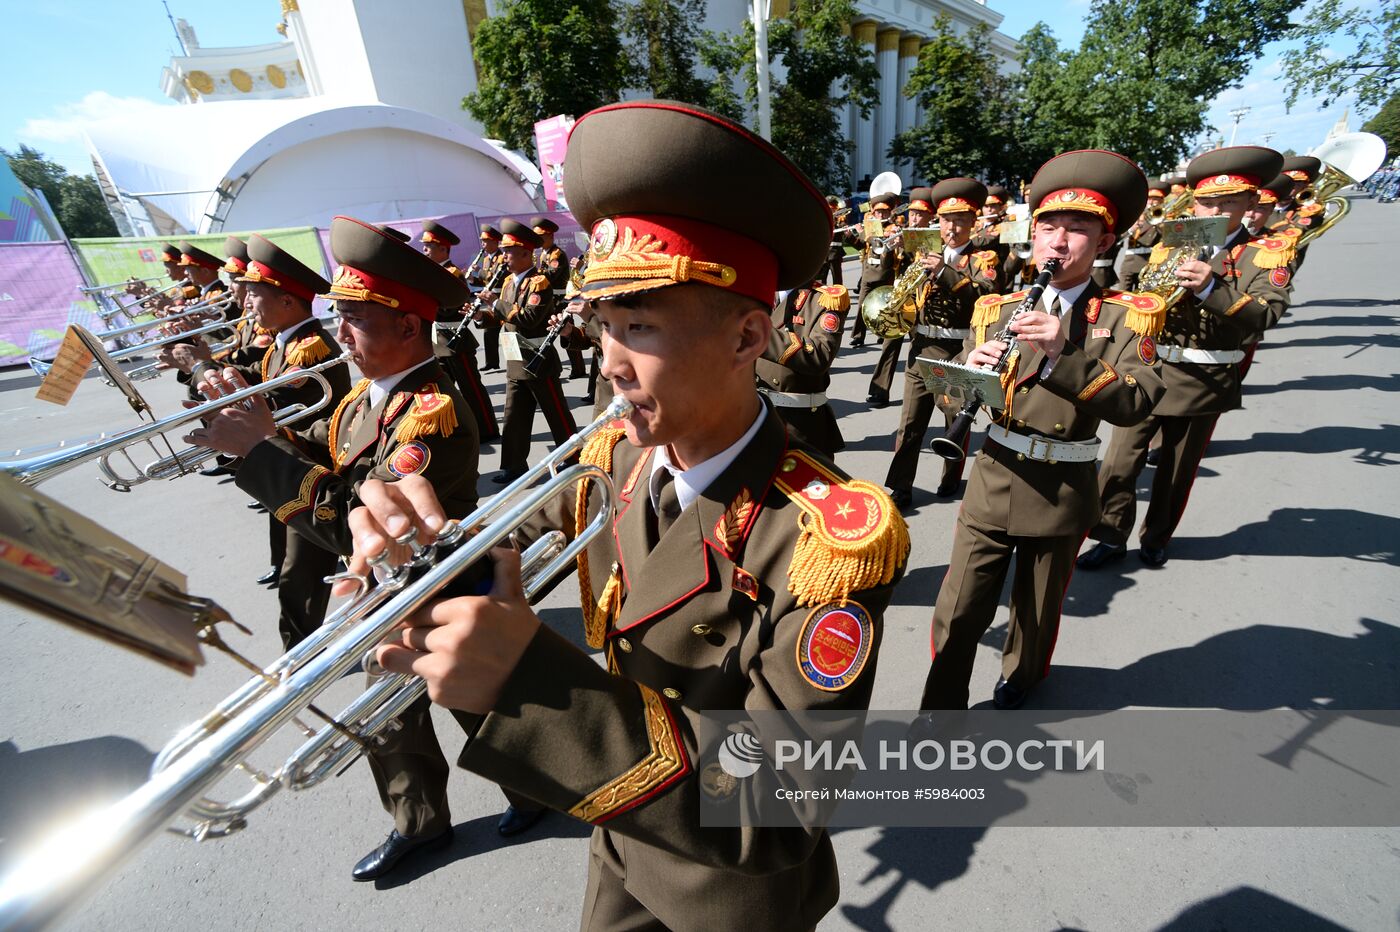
[1092,258,1115,267]
[762,389,828,409]
[1157,345,1245,365]
[987,425,1101,463]
[916,325,971,340]
[1125,247,1153,255]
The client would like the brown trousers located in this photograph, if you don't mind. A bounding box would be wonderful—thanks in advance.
[441,348,501,442]
[868,334,905,396]
[501,374,579,474]
[884,340,966,493]
[1092,412,1220,549]
[276,525,337,649]
[919,512,1082,710]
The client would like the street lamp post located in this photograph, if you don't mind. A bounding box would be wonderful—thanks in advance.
[752,0,773,141]
[1228,106,1251,147]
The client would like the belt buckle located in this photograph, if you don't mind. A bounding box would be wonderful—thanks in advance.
[1026,436,1052,462]
[1161,345,1182,363]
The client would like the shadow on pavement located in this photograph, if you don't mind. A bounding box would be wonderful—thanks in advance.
[1203,424,1400,464]
[1288,297,1400,310]
[371,809,591,890]
[1244,373,1400,395]
[1157,886,1350,931]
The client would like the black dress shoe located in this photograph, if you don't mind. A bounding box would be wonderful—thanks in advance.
[866,392,890,409]
[491,469,525,485]
[199,463,235,478]
[255,568,279,587]
[1076,542,1127,570]
[934,478,959,498]
[1145,447,1161,467]
[497,804,545,837]
[246,499,267,512]
[851,337,866,348]
[1139,545,1168,567]
[887,488,912,510]
[992,677,1028,710]
[351,827,453,881]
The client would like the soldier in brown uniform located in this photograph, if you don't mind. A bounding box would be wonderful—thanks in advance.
[177,235,352,647]
[420,220,502,443]
[185,215,481,881]
[344,100,910,932]
[849,192,905,357]
[918,149,1167,711]
[218,236,268,369]
[467,225,506,371]
[1270,155,1323,269]
[1119,179,1167,290]
[1078,146,1291,571]
[756,281,852,458]
[533,215,588,382]
[479,218,578,483]
[884,181,999,508]
[971,184,1012,268]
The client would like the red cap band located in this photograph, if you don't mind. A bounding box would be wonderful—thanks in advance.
[327,264,437,320]
[242,258,318,303]
[1033,187,1118,230]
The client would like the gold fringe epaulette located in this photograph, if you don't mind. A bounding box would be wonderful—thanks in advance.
[972,292,1015,344]
[527,274,551,293]
[286,333,332,368]
[1103,291,1167,337]
[576,425,630,648]
[1298,202,1325,218]
[815,284,849,312]
[1246,236,1295,269]
[973,250,999,278]
[1148,242,1172,265]
[773,451,911,607]
[393,387,458,443]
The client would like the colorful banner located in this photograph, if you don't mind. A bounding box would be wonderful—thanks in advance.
[533,115,575,209]
[72,226,331,293]
[0,161,59,243]
[0,242,102,366]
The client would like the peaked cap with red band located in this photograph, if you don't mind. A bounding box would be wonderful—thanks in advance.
[324,216,470,321]
[239,233,331,303]
[906,186,934,214]
[1028,149,1147,236]
[421,219,461,247]
[530,215,559,235]
[930,177,988,216]
[222,236,250,275]
[1257,172,1294,205]
[1188,146,1284,198]
[499,218,542,249]
[563,100,831,306]
[479,225,502,242]
[178,241,223,271]
[160,242,183,263]
[985,184,1008,206]
[1281,155,1322,183]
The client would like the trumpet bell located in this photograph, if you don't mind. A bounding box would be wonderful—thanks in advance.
[859,285,914,340]
[869,171,903,202]
[1311,132,1387,188]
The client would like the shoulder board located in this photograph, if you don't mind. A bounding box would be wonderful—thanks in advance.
[814,284,850,312]
[1245,236,1295,269]
[972,290,1017,330]
[1102,290,1167,337]
[771,450,910,607]
[526,274,551,293]
[285,332,332,368]
[446,264,464,278]
[579,423,629,473]
[393,385,458,443]
[1299,203,1325,217]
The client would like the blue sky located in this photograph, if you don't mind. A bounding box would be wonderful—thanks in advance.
[2,0,1370,177]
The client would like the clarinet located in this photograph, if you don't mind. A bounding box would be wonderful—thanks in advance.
[448,264,508,352]
[464,247,486,282]
[929,258,1061,463]
[523,314,569,376]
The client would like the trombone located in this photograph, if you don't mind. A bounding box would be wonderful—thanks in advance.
[29,307,247,384]
[0,397,632,930]
[2,353,350,491]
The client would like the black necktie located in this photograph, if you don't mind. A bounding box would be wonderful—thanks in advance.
[654,470,682,540]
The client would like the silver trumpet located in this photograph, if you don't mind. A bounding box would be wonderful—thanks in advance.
[78,274,169,296]
[29,305,246,384]
[83,303,231,345]
[91,279,193,323]
[0,396,632,931]
[1,353,349,491]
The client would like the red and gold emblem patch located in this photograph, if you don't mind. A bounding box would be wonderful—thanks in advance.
[387,441,431,477]
[1138,334,1157,365]
[1084,297,1102,323]
[796,600,873,691]
[1269,267,1291,287]
[732,566,759,602]
[527,293,541,306]
[284,364,308,388]
[820,313,840,333]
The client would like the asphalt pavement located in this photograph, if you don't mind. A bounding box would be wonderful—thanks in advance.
[1,196,1397,931]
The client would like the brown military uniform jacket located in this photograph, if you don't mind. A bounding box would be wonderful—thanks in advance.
[193,319,350,431]
[489,270,558,380]
[460,406,910,932]
[237,360,480,557]
[971,216,1013,271]
[963,282,1167,536]
[756,285,850,455]
[905,250,998,372]
[852,223,906,292]
[224,317,273,368]
[1151,228,1294,417]
[535,244,571,293]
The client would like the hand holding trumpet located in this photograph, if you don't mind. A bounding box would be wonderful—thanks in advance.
[181,367,278,458]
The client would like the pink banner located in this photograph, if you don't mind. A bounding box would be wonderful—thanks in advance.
[0,241,101,367]
[533,115,575,209]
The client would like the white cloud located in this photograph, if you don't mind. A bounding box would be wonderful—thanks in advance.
[1202,54,1360,154]
[18,92,171,145]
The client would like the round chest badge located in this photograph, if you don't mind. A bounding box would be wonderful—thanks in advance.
[796,601,873,691]
[1138,334,1157,365]
[387,441,431,477]
[1270,267,1291,287]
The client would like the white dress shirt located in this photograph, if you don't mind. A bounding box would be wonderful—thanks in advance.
[1037,278,1093,377]
[368,357,435,408]
[648,404,767,514]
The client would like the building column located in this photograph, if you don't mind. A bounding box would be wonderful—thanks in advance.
[853,21,878,188]
[896,35,921,180]
[876,28,901,182]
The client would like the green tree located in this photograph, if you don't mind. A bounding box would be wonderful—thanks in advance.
[695,28,750,122]
[1281,0,1399,110]
[624,0,707,101]
[760,0,880,191]
[890,18,1022,185]
[3,144,116,238]
[1361,91,1400,154]
[1011,24,1080,180]
[57,173,117,238]
[464,0,634,155]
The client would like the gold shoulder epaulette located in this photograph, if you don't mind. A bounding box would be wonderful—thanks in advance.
[771,450,910,607]
[1103,290,1167,337]
[393,385,458,443]
[527,274,552,293]
[576,423,631,648]
[973,250,999,276]
[972,291,1016,343]
[1299,202,1325,218]
[814,284,850,313]
[1246,235,1295,269]
[286,332,332,368]
[580,423,629,472]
